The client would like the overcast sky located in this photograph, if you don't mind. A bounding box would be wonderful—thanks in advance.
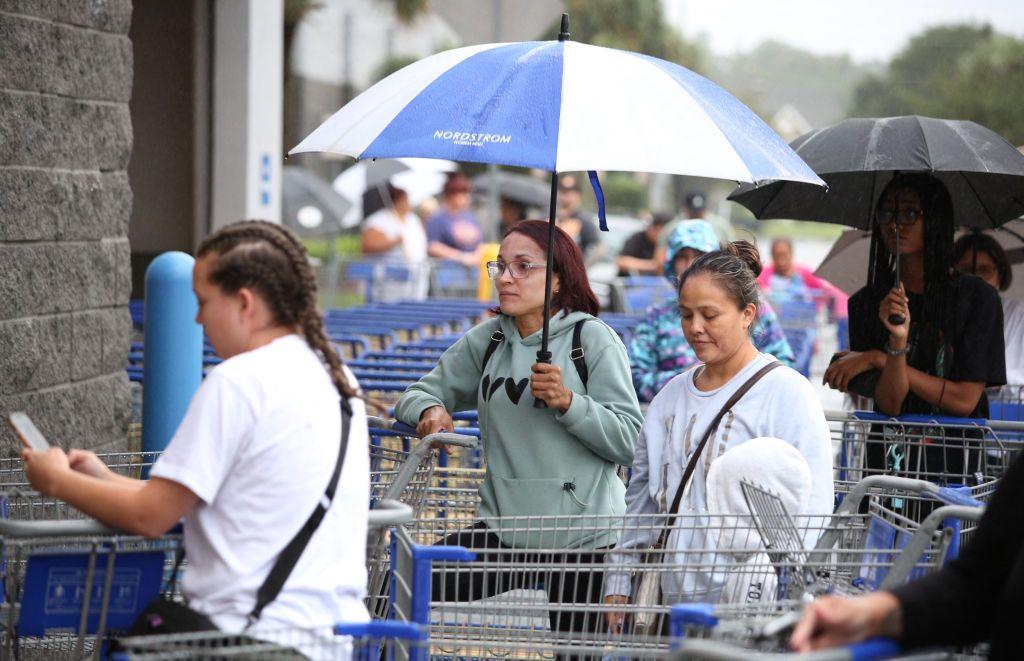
[665,0,1024,63]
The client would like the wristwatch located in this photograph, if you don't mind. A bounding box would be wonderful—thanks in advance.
[885,341,910,356]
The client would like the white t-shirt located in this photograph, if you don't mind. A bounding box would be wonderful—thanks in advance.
[151,334,370,633]
[363,208,428,263]
[604,353,833,603]
[363,208,430,300]
[1003,298,1024,386]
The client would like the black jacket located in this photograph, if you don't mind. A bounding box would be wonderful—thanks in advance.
[893,451,1024,658]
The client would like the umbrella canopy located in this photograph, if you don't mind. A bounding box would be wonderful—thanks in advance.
[281,166,354,237]
[472,171,550,209]
[291,15,822,369]
[290,39,822,187]
[332,158,457,226]
[730,116,1024,230]
[815,220,1024,298]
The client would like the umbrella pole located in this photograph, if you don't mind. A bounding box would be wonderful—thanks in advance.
[533,171,559,409]
[883,170,905,327]
[889,198,906,326]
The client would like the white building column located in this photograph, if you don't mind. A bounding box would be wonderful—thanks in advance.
[211,0,283,230]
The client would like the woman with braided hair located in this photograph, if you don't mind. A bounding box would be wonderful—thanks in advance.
[22,220,370,639]
[824,175,1006,483]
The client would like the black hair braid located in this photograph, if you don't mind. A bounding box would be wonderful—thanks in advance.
[198,221,358,402]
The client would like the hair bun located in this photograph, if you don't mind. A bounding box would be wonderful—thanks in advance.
[725,240,763,277]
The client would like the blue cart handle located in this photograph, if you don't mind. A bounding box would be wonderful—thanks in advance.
[845,637,900,661]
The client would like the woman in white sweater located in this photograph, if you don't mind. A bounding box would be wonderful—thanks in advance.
[603,241,833,633]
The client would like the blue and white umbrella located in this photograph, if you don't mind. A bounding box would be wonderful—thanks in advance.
[291,16,823,366]
[291,32,821,188]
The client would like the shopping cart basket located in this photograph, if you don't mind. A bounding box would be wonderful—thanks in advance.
[741,477,984,600]
[113,620,429,660]
[668,602,974,660]
[407,473,982,658]
[826,411,1024,506]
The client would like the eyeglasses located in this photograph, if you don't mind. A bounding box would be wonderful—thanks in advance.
[486,260,545,280]
[876,208,924,227]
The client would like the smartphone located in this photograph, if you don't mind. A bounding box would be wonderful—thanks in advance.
[6,412,51,451]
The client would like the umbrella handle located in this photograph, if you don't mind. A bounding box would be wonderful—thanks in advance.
[533,350,552,409]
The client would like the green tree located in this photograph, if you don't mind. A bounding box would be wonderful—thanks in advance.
[944,36,1024,145]
[545,0,702,71]
[851,24,1024,145]
[713,40,872,127]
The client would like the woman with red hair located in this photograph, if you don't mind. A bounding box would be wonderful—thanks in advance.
[396,220,642,640]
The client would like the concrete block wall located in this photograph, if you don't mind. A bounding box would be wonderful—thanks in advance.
[0,1,134,456]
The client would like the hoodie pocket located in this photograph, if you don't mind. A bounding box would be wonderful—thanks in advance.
[487,474,590,519]
[486,474,611,549]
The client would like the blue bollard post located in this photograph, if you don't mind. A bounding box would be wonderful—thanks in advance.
[142,252,203,470]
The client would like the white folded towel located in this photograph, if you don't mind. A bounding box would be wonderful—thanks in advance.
[705,437,812,604]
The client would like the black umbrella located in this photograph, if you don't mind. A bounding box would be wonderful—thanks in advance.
[730,115,1024,323]
[730,116,1024,230]
[282,166,354,238]
[472,171,551,209]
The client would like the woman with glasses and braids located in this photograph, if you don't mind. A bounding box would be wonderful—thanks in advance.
[22,221,370,640]
[824,174,1006,481]
[395,220,643,640]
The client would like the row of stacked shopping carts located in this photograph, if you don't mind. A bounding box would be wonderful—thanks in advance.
[353,410,1024,660]
[112,297,1024,658]
[0,411,1020,657]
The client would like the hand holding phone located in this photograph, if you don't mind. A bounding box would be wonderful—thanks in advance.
[6,412,51,452]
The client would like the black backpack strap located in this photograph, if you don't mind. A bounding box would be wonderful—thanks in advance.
[247,399,351,626]
[481,328,505,371]
[480,321,589,387]
[571,319,590,389]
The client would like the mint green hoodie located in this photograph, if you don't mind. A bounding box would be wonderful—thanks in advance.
[395,310,642,549]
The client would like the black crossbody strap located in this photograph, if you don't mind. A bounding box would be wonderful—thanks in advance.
[657,361,781,547]
[248,399,351,625]
[571,319,589,389]
[481,329,505,371]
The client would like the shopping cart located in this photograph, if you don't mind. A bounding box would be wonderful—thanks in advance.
[667,603,909,660]
[113,503,422,661]
[406,472,981,659]
[667,602,979,660]
[113,620,429,660]
[0,517,181,659]
[989,384,1024,423]
[388,522,677,660]
[0,452,163,524]
[740,477,984,599]
[826,410,1024,511]
[366,419,481,620]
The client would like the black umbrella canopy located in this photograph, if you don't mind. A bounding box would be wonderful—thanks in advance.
[472,171,550,209]
[282,166,354,238]
[730,116,1024,230]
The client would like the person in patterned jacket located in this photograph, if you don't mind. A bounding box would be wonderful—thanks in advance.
[628,220,794,402]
